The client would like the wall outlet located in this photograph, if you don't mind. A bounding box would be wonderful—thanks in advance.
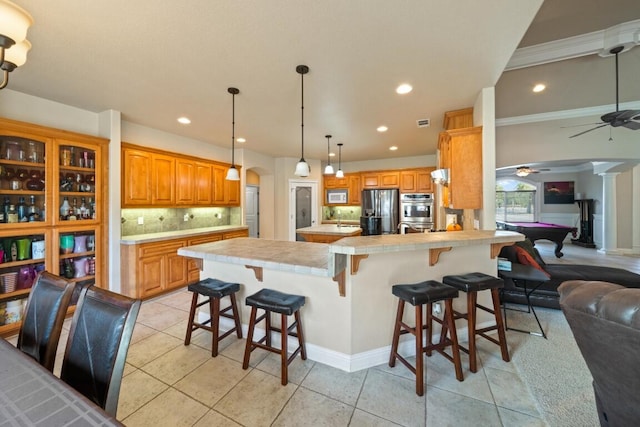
[214,213,222,219]
[432,302,442,315]
[137,216,144,225]
[183,213,189,222]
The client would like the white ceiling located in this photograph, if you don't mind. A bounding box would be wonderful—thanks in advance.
[8,0,542,163]
[6,0,640,166]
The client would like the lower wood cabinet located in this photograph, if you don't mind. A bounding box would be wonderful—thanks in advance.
[121,228,248,299]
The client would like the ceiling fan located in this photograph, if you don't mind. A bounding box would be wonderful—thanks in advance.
[515,166,549,177]
[569,46,640,139]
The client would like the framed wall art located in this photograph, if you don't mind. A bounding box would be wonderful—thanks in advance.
[543,181,575,204]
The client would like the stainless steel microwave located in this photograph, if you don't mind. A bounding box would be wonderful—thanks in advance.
[326,189,348,204]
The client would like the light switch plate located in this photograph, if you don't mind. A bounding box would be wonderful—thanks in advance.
[184,213,189,222]
[137,216,144,225]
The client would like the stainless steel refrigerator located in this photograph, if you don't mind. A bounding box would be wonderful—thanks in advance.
[361,189,399,234]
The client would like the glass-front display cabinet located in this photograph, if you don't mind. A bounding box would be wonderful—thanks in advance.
[0,118,108,338]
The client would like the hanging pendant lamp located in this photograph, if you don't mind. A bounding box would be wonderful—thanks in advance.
[294,65,310,177]
[336,143,344,178]
[324,134,334,175]
[225,87,240,181]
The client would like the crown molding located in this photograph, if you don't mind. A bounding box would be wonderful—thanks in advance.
[496,101,640,127]
[506,19,640,71]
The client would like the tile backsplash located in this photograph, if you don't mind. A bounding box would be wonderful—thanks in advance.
[121,207,241,236]
[322,206,361,221]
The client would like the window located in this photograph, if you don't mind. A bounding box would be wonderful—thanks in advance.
[496,180,537,222]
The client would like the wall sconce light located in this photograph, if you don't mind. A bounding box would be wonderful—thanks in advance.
[294,65,310,177]
[323,134,334,175]
[225,87,240,181]
[0,1,33,90]
[335,143,344,178]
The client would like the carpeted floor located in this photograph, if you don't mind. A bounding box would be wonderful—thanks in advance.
[505,305,599,426]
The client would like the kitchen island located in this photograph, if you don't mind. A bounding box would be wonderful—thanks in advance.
[178,230,523,372]
[296,224,362,243]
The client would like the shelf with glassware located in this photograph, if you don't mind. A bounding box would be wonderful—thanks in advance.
[0,228,50,337]
[53,225,101,288]
[55,141,100,224]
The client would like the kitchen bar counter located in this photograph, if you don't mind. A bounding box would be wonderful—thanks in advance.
[121,225,248,245]
[179,230,523,372]
[296,224,362,243]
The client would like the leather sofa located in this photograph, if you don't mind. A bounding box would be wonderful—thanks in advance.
[559,280,640,426]
[498,243,640,309]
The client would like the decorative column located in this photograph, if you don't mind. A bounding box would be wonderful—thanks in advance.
[598,172,620,254]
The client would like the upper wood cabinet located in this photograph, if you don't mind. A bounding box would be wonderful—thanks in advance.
[362,171,399,189]
[443,108,474,130]
[324,175,348,189]
[399,168,434,193]
[438,127,482,209]
[151,153,176,205]
[348,175,361,205]
[122,144,239,208]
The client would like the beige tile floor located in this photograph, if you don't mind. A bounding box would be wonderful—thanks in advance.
[108,288,547,427]
[8,241,637,426]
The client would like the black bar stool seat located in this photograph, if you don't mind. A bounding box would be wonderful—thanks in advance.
[442,272,510,373]
[184,278,243,357]
[242,289,307,385]
[389,280,463,396]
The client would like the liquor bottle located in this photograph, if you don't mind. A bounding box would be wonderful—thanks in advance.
[68,198,78,220]
[79,197,88,219]
[60,196,71,220]
[28,195,40,221]
[88,197,96,219]
[16,196,28,222]
[7,204,18,223]
[3,196,10,223]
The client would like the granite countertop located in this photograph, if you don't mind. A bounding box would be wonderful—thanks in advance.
[121,225,249,245]
[328,230,524,255]
[297,224,362,235]
[178,237,344,278]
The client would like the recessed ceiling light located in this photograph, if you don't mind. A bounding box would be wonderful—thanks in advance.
[377,125,388,132]
[237,137,246,143]
[389,146,398,151]
[532,84,546,93]
[177,117,191,124]
[396,84,412,94]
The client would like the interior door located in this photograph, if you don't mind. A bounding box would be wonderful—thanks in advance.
[289,180,318,241]
[245,185,259,238]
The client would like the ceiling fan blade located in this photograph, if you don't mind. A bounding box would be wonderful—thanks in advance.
[560,122,605,128]
[569,124,609,138]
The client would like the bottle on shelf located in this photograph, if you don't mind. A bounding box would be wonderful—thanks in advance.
[28,195,40,222]
[7,204,18,223]
[16,196,28,222]
[79,197,89,219]
[88,197,96,219]
[68,198,78,220]
[3,196,10,223]
[69,146,76,167]
[60,196,71,220]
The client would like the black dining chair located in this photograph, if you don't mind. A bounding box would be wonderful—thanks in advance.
[60,285,141,417]
[17,271,75,372]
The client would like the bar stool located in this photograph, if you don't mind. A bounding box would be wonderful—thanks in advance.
[184,278,243,357]
[442,272,510,373]
[242,288,306,385]
[389,280,463,396]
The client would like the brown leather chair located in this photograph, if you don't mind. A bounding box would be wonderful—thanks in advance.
[17,271,75,372]
[559,280,640,427]
[60,286,141,417]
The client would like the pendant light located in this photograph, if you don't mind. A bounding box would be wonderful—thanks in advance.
[294,65,310,177]
[225,87,240,181]
[323,134,334,175]
[336,143,344,178]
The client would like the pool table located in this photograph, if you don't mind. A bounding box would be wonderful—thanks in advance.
[496,221,577,258]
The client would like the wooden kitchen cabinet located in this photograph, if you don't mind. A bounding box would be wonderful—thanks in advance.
[324,176,348,189]
[400,168,435,193]
[443,108,474,130]
[122,144,239,207]
[120,228,248,299]
[0,117,109,338]
[348,174,361,204]
[438,127,482,209]
[362,171,399,189]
